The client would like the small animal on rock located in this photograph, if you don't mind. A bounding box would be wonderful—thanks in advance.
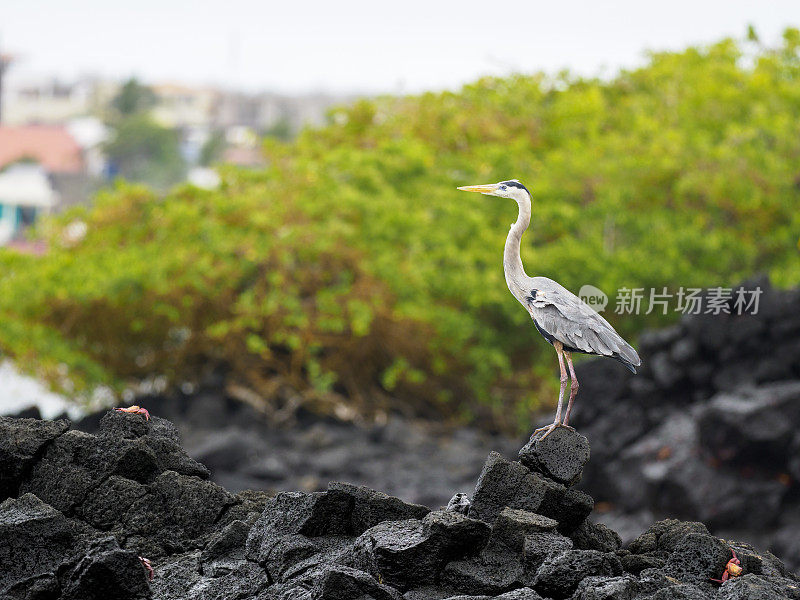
[711,548,743,584]
[113,405,150,420]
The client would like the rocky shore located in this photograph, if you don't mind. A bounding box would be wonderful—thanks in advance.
[62,390,520,511]
[570,277,800,567]
[2,410,798,599]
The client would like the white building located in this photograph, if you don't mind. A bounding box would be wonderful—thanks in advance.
[0,164,58,245]
[66,116,110,177]
[2,77,114,125]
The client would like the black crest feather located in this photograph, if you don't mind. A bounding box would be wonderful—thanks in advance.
[501,180,530,195]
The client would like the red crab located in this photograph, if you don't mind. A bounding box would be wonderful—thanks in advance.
[114,405,150,420]
[711,548,742,584]
[139,556,154,581]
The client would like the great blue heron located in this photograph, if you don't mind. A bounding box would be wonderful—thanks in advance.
[458,180,641,438]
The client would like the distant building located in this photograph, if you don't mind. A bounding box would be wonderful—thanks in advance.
[0,74,355,194]
[275,92,346,130]
[150,83,219,130]
[0,164,57,245]
[66,116,110,177]
[219,125,264,167]
[1,77,115,125]
[214,91,347,133]
[0,125,89,244]
[0,124,84,172]
[215,92,261,130]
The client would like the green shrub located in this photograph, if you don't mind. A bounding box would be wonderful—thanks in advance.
[2,32,799,431]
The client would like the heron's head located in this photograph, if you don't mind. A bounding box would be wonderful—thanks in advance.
[457,179,531,201]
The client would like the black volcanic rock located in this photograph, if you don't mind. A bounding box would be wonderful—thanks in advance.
[628,519,709,554]
[20,428,114,514]
[647,583,708,599]
[493,589,545,600]
[440,541,525,596]
[19,413,216,528]
[329,481,431,534]
[661,531,729,590]
[468,452,566,526]
[570,519,622,553]
[714,574,800,599]
[571,574,639,600]
[727,541,794,579]
[618,552,665,575]
[118,469,235,557]
[491,508,558,552]
[521,531,573,573]
[352,519,442,590]
[351,511,489,592]
[518,427,590,486]
[422,509,492,554]
[58,536,152,600]
[2,409,799,599]
[0,416,69,501]
[552,488,594,534]
[201,519,251,575]
[0,493,91,595]
[635,567,676,596]
[98,411,210,478]
[697,382,800,469]
[309,564,403,600]
[532,550,623,599]
[0,493,151,599]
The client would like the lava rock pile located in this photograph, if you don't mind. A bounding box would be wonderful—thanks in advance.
[63,390,520,509]
[2,411,798,599]
[569,278,800,568]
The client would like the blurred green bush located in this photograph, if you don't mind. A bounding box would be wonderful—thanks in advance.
[1,32,799,430]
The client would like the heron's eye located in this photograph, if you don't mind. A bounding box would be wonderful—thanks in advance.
[500,185,507,191]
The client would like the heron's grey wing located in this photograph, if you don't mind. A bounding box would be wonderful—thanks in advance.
[526,282,641,369]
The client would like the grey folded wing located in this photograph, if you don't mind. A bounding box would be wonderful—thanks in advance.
[526,285,641,370]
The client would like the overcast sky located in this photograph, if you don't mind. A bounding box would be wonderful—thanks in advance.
[2,1,798,95]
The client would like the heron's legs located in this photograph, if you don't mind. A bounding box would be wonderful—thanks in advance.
[562,352,579,427]
[534,342,567,439]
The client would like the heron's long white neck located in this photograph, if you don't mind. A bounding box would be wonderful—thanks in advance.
[504,194,531,293]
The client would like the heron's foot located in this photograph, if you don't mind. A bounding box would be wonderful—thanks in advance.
[139,556,154,581]
[114,405,150,421]
[534,422,560,440]
[534,422,574,440]
[559,423,576,431]
[533,423,555,435]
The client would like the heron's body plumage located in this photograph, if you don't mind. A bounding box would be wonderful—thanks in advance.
[521,277,640,372]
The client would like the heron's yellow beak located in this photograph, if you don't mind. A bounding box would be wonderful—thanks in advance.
[457,184,498,195]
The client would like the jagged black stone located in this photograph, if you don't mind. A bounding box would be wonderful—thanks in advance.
[2,409,799,599]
